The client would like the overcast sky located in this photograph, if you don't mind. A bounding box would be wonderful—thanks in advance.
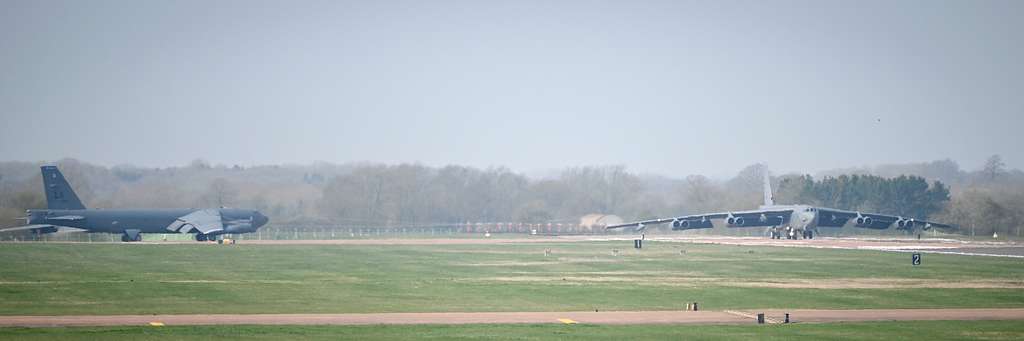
[1,0,1021,177]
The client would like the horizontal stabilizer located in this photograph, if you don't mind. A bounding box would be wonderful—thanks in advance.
[0,225,56,233]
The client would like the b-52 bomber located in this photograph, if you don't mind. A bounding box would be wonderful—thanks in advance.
[1,166,269,242]
[608,174,954,239]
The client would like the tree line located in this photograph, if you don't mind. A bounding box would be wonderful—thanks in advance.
[0,156,1021,237]
[774,174,950,219]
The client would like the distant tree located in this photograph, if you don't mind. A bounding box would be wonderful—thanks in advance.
[983,154,1006,180]
[683,175,721,213]
[10,191,44,211]
[774,174,816,205]
[189,158,212,170]
[205,178,238,207]
[778,174,949,219]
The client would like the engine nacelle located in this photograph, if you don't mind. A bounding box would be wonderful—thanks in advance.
[855,216,873,227]
[672,219,692,229]
[896,219,915,229]
[726,216,745,226]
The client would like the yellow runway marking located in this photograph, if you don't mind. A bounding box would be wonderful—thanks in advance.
[149,322,165,327]
[557,318,578,324]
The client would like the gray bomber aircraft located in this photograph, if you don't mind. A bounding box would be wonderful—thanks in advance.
[0,166,269,242]
[608,174,954,239]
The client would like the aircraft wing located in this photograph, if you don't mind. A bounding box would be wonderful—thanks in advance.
[607,209,794,230]
[605,217,683,230]
[815,207,955,230]
[166,209,224,235]
[0,224,57,233]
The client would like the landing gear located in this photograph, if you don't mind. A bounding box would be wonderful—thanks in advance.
[195,233,220,242]
[121,232,142,242]
[771,226,814,240]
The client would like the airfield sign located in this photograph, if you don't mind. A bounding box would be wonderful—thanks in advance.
[912,253,922,266]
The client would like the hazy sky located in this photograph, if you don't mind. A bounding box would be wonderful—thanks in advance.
[1,0,1021,177]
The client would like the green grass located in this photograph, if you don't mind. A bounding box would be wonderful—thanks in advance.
[0,241,1022,315]
[2,321,1024,340]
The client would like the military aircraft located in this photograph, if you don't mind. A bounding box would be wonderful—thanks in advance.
[607,174,954,239]
[0,166,269,242]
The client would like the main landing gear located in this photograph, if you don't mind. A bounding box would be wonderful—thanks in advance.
[120,231,142,242]
[769,227,813,240]
[195,233,219,242]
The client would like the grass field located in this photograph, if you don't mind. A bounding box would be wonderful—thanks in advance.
[2,320,1024,340]
[0,240,1022,315]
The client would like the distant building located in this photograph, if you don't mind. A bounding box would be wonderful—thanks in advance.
[579,214,624,231]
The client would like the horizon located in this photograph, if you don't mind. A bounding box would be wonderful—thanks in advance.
[0,155,1010,182]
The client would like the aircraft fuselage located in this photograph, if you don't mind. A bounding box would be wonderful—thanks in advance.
[26,208,268,235]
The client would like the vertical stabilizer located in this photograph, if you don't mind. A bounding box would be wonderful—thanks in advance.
[40,166,86,210]
[763,173,774,207]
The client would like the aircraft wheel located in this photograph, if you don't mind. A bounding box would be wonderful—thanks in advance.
[807,231,813,239]
[195,233,207,242]
[121,234,131,242]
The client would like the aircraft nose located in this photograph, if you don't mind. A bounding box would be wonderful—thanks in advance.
[255,212,269,227]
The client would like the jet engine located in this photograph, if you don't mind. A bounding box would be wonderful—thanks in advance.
[855,215,873,227]
[726,216,745,226]
[675,219,693,229]
[896,218,915,229]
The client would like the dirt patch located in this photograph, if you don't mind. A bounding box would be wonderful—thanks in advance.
[719,278,1024,289]
[454,258,623,267]
[470,276,1024,289]
[158,280,309,284]
[2,309,1024,327]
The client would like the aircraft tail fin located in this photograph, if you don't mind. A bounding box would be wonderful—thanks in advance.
[40,166,86,210]
[763,173,774,207]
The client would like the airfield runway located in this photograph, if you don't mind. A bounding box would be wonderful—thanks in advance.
[2,309,1024,327]
[208,235,1024,257]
